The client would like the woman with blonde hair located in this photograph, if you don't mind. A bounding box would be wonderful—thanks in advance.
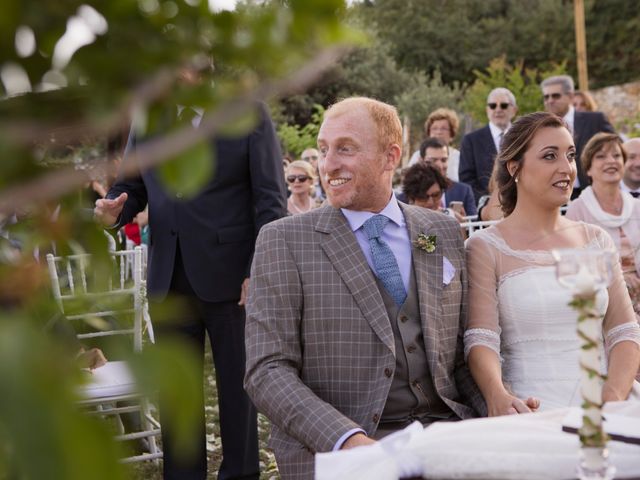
[285,160,318,215]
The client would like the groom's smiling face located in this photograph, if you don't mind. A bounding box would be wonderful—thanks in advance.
[317,107,396,213]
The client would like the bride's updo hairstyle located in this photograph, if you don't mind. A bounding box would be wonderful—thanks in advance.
[496,112,567,216]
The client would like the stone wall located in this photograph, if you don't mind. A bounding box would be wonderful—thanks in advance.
[591,80,640,134]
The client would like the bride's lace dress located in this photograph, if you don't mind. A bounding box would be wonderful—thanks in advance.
[464,224,640,410]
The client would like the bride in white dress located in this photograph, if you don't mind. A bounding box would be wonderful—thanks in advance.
[464,112,640,416]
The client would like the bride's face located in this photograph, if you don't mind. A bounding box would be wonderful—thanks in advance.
[515,126,576,208]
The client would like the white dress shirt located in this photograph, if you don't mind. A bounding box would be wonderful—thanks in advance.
[620,180,640,197]
[488,122,509,153]
[562,106,580,187]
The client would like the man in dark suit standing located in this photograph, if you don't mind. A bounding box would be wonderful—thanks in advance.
[95,102,287,480]
[459,88,518,202]
[541,75,615,198]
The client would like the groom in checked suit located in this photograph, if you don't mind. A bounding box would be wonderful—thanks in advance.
[245,97,484,479]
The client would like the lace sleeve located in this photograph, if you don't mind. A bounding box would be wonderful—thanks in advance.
[604,322,640,357]
[463,328,501,361]
[464,233,501,360]
[591,226,640,356]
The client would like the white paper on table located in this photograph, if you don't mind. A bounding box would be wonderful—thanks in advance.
[315,404,640,480]
[562,403,640,445]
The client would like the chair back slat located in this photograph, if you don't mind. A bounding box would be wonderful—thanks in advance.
[45,247,150,352]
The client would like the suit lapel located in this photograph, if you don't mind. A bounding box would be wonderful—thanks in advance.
[316,207,395,354]
[482,125,497,157]
[402,206,442,370]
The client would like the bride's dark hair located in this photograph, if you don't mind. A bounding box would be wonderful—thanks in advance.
[496,112,568,216]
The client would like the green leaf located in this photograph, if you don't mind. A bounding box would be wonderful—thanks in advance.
[157,140,214,198]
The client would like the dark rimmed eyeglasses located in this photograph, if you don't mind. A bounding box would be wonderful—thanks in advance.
[418,190,443,201]
[543,93,563,101]
[286,174,310,183]
[488,102,510,110]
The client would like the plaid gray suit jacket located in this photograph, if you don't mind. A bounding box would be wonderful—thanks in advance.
[245,203,485,479]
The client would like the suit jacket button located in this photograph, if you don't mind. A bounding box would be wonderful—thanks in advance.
[372,413,380,423]
[384,368,392,378]
[399,315,408,323]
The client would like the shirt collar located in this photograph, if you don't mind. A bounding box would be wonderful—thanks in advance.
[563,105,575,124]
[341,194,405,233]
[620,180,640,194]
[489,121,509,139]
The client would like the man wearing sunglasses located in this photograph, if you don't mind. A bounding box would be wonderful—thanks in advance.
[459,87,518,202]
[541,75,615,198]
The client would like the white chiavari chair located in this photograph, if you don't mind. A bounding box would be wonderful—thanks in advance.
[46,247,161,463]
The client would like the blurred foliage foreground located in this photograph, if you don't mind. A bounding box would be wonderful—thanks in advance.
[0,1,356,478]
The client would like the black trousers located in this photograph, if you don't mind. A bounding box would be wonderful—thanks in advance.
[155,248,259,480]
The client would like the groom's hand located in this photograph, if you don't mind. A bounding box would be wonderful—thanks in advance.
[341,433,376,450]
[489,393,540,416]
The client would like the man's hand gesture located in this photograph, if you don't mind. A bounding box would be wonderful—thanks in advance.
[94,193,128,227]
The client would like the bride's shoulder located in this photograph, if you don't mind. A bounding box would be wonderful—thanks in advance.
[465,225,503,251]
[560,218,612,247]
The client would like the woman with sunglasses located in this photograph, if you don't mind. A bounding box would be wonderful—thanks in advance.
[285,160,318,215]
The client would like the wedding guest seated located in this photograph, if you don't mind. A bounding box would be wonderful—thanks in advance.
[409,108,461,182]
[464,112,640,415]
[621,138,640,197]
[301,147,325,201]
[476,164,503,222]
[573,90,598,112]
[286,160,319,215]
[401,162,464,223]
[566,133,640,311]
[419,137,477,216]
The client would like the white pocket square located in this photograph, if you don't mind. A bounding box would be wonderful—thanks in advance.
[443,256,455,285]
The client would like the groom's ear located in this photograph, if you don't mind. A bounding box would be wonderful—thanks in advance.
[383,143,401,171]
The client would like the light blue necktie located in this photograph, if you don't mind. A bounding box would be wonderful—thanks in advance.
[362,214,407,306]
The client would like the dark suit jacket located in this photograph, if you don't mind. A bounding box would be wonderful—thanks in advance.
[458,125,497,202]
[107,103,287,302]
[445,181,477,216]
[574,111,615,188]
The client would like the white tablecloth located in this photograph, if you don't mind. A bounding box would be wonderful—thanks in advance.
[316,402,640,480]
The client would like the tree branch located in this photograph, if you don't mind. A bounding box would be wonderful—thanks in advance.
[0,46,348,214]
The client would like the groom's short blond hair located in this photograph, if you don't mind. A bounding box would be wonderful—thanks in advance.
[324,97,403,153]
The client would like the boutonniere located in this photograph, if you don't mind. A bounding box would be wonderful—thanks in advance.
[414,233,437,253]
